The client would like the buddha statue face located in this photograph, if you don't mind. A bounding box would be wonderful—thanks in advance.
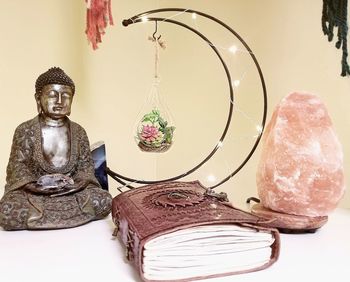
[34,67,75,120]
[38,84,73,119]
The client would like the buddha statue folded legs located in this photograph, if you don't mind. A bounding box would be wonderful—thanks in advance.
[0,186,111,230]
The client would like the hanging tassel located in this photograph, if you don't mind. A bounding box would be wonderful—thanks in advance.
[85,0,114,50]
[322,0,350,76]
[148,36,166,79]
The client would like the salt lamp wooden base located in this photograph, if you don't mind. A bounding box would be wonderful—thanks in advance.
[251,204,328,233]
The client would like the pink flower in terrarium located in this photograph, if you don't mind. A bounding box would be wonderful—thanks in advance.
[140,125,163,144]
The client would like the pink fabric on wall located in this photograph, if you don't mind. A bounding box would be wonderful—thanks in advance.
[85,0,114,50]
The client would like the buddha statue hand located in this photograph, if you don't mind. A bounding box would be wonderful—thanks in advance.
[24,182,65,195]
[50,178,90,197]
[23,174,89,197]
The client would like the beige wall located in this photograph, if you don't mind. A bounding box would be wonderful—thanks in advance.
[0,1,84,190]
[0,0,349,209]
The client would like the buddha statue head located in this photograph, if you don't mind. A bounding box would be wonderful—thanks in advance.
[35,67,75,119]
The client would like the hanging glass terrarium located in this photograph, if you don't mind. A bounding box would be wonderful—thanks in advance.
[135,28,175,153]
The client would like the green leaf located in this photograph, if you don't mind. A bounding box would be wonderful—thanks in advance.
[164,126,175,143]
[158,120,165,129]
[142,117,151,123]
[152,109,160,116]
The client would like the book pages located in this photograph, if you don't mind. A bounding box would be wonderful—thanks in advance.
[143,224,274,280]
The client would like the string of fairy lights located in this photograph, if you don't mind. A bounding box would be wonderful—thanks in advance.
[139,11,256,95]
[118,10,265,187]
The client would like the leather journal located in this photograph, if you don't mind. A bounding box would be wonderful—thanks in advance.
[112,181,280,282]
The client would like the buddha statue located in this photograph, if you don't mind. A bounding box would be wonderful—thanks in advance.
[0,67,112,230]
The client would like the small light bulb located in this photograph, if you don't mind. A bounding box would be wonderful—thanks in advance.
[207,174,216,183]
[192,13,197,19]
[256,125,263,134]
[229,45,238,54]
[141,16,148,23]
[233,80,240,87]
[217,141,224,148]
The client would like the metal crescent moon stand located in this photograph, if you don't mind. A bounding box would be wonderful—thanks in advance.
[106,8,267,191]
[106,8,328,233]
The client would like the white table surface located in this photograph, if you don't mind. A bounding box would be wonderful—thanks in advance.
[0,208,349,282]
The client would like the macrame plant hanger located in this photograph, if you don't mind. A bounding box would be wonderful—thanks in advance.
[322,0,350,76]
[134,21,175,153]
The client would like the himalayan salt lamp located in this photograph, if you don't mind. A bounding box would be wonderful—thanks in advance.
[253,92,345,232]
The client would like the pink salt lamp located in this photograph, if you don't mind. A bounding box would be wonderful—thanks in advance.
[252,92,345,232]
